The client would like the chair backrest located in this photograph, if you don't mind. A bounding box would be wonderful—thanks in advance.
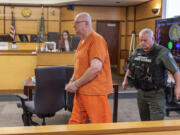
[34,66,66,115]
[71,36,81,50]
[64,66,75,112]
[65,66,74,83]
[47,32,61,49]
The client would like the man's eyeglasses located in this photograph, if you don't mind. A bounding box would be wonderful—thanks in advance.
[73,21,87,25]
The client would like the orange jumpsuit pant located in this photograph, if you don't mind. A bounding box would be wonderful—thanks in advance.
[68,93,112,124]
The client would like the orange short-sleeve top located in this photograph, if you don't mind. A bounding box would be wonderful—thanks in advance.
[74,31,113,95]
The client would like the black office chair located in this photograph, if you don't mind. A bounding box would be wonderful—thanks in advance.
[17,66,66,126]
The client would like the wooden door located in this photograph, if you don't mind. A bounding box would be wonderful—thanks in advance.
[96,21,119,66]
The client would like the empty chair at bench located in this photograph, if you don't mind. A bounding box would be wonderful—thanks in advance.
[17,66,66,126]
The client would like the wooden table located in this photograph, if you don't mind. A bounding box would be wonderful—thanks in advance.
[24,80,119,122]
[23,78,35,101]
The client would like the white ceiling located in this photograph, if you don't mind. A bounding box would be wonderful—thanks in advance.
[1,0,150,6]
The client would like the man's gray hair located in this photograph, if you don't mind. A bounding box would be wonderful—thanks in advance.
[139,28,154,38]
[76,12,92,25]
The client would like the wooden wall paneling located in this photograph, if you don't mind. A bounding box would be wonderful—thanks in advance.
[59,7,61,33]
[136,0,162,20]
[92,21,96,31]
[117,22,121,72]
[135,17,161,35]
[0,6,3,19]
[5,20,49,35]
[0,6,4,34]
[0,20,4,34]
[120,50,129,59]
[60,7,75,21]
[135,36,140,48]
[4,6,50,36]
[47,7,49,35]
[121,22,126,36]
[119,49,129,74]
[120,59,126,75]
[5,6,48,20]
[127,22,134,35]
[48,7,60,21]
[126,36,132,51]
[124,8,128,50]
[75,6,126,21]
[5,20,38,34]
[120,37,126,50]
[118,23,121,50]
[61,21,75,34]
[127,6,135,20]
[48,21,59,32]
[4,20,10,34]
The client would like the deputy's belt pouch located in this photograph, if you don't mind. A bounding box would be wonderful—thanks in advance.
[127,75,136,87]
[141,86,161,91]
[140,80,161,91]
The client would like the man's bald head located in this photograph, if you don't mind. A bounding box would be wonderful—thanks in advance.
[73,12,93,39]
[75,12,92,26]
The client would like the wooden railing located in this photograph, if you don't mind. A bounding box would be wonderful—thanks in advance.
[0,51,75,94]
[1,120,180,135]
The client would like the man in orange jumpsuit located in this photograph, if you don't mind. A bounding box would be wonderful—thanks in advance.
[65,12,113,124]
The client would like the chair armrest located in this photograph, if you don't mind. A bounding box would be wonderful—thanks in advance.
[16,94,28,110]
[16,94,28,101]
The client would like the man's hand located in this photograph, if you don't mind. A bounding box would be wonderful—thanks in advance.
[173,71,180,100]
[122,69,131,90]
[65,81,79,93]
[174,86,180,100]
[122,80,128,90]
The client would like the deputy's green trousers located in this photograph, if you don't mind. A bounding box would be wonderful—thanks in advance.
[137,89,166,121]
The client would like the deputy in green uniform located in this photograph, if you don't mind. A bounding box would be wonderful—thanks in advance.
[122,28,180,121]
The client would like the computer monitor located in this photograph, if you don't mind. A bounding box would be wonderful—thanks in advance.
[45,42,56,52]
[155,17,180,63]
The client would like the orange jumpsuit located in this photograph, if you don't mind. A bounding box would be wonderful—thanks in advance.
[69,31,113,124]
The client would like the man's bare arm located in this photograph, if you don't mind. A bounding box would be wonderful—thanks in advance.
[74,58,103,88]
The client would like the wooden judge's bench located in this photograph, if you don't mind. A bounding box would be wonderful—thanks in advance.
[0,42,75,94]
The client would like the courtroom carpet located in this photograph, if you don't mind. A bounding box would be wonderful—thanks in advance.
[1,95,180,127]
[0,73,180,127]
